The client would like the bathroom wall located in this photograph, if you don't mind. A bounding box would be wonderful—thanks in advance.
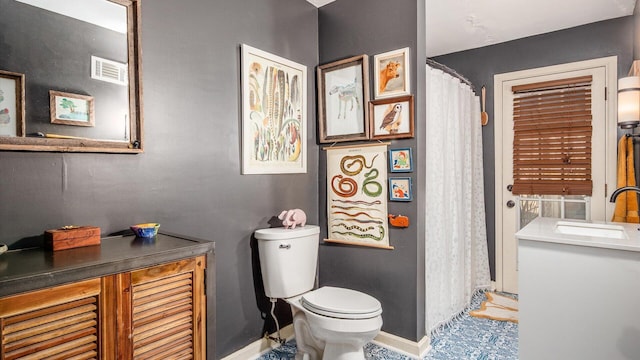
[433,16,635,279]
[0,0,319,358]
[317,0,427,342]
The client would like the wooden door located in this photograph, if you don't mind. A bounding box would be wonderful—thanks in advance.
[115,256,207,360]
[494,57,616,293]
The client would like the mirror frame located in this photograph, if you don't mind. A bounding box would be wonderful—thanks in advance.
[0,0,143,153]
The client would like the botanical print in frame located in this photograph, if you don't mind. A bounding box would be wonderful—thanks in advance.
[369,95,414,140]
[49,90,95,127]
[389,177,412,201]
[389,148,413,172]
[241,44,307,174]
[317,55,369,143]
[325,143,393,249]
[374,47,410,99]
[0,70,25,137]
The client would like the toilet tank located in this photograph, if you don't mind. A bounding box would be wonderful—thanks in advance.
[255,225,320,299]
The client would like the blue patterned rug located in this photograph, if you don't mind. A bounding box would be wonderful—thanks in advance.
[258,291,518,360]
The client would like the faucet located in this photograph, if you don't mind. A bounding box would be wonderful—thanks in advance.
[609,186,640,202]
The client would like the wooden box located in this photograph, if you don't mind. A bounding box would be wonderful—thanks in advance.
[45,226,101,251]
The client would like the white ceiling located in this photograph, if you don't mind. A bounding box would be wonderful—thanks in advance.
[306,0,636,57]
[16,0,127,33]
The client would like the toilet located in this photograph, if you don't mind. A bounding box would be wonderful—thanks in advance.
[255,225,383,360]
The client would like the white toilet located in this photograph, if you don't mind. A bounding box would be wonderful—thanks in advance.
[255,225,383,360]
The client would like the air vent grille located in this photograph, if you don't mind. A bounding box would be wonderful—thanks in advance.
[91,55,128,86]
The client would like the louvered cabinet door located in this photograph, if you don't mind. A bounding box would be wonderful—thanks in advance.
[0,278,107,360]
[116,256,206,360]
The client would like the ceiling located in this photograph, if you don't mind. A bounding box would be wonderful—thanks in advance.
[306,0,636,57]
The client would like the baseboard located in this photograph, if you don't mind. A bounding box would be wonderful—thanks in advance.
[372,331,431,359]
[221,325,431,360]
[220,324,295,360]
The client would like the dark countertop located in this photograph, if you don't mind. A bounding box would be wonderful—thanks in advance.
[0,231,215,298]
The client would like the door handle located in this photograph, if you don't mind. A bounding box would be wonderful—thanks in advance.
[506,200,516,208]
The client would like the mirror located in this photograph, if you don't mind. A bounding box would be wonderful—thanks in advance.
[0,0,142,153]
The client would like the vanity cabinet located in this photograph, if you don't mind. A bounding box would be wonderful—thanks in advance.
[0,232,215,359]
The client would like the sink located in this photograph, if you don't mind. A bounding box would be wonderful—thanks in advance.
[554,221,627,239]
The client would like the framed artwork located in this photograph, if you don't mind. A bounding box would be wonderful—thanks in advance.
[241,44,307,174]
[389,177,412,201]
[374,47,410,99]
[49,90,95,127]
[369,95,414,140]
[389,148,413,172]
[317,55,369,143]
[325,143,393,250]
[0,70,25,137]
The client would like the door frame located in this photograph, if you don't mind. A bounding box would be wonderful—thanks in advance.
[493,56,618,292]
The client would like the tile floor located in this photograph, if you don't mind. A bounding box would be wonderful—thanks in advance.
[258,291,518,360]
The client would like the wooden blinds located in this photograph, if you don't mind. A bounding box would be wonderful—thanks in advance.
[511,75,593,195]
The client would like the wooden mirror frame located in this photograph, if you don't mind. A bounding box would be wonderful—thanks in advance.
[0,0,143,154]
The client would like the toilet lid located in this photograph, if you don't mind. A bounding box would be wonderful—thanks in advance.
[301,286,382,319]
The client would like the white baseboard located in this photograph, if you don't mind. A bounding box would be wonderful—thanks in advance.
[220,324,295,360]
[372,331,431,359]
[221,325,431,360]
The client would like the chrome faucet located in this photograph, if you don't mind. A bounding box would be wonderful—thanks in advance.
[609,186,640,202]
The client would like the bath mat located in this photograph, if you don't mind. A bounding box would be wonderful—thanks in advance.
[469,292,518,323]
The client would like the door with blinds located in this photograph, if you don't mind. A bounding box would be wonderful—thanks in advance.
[494,57,617,294]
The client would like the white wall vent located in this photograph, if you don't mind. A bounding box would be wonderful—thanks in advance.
[91,55,128,86]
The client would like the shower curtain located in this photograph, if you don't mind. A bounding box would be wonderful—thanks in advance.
[424,65,491,334]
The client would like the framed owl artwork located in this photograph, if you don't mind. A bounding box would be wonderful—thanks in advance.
[369,95,414,140]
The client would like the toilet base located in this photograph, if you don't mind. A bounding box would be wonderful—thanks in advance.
[322,343,365,360]
[286,293,381,360]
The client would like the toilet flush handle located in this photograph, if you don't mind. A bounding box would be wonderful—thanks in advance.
[279,243,291,250]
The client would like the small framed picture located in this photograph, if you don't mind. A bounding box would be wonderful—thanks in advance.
[389,148,413,172]
[49,90,95,127]
[369,95,414,140]
[374,47,410,99]
[0,69,25,137]
[389,177,412,202]
[317,54,369,143]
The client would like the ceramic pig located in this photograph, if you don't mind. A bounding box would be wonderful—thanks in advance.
[278,209,307,229]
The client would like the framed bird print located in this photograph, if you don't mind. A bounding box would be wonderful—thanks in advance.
[369,95,414,140]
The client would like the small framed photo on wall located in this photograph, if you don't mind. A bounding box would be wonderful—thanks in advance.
[0,69,25,137]
[374,47,410,99]
[389,177,412,202]
[389,148,413,172]
[369,95,414,140]
[49,90,95,127]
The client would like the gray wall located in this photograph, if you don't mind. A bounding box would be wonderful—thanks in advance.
[433,16,635,279]
[1,0,128,140]
[0,0,319,358]
[318,0,427,342]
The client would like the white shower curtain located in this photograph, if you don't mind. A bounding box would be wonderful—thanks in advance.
[424,65,491,334]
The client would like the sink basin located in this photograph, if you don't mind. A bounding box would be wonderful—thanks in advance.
[554,221,627,239]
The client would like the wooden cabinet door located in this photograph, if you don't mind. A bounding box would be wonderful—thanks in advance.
[0,278,106,359]
[115,256,206,360]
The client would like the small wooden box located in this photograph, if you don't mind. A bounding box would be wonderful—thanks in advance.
[45,226,101,251]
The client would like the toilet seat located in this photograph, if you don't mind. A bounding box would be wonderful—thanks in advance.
[301,286,382,319]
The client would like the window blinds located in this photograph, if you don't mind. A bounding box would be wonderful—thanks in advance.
[511,75,593,196]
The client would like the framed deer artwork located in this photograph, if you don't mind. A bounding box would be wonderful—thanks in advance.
[317,55,369,143]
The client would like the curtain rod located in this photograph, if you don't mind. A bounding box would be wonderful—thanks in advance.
[426,58,475,92]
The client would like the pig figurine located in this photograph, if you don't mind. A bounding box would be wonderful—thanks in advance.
[278,209,307,229]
